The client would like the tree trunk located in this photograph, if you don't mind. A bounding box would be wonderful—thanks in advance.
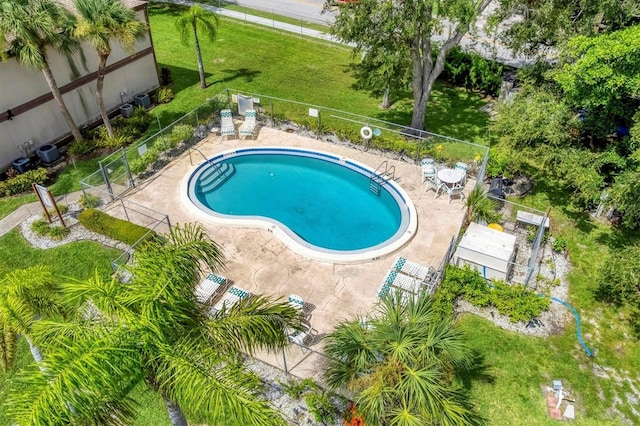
[163,395,188,426]
[41,59,83,142]
[24,336,46,371]
[193,21,207,89]
[408,0,492,131]
[381,87,391,109]
[96,53,114,138]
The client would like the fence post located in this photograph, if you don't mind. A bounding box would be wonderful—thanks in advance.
[282,348,289,375]
[121,198,130,222]
[121,147,135,189]
[270,101,274,125]
[317,110,322,139]
[99,160,114,202]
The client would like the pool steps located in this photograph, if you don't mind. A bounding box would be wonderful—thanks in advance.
[197,163,236,194]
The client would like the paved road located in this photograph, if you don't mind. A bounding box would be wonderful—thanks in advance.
[225,0,334,25]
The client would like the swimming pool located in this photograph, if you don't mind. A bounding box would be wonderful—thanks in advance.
[182,147,417,263]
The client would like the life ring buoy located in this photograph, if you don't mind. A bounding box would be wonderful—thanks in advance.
[360,126,373,139]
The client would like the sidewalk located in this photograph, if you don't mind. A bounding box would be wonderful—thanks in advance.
[0,191,85,238]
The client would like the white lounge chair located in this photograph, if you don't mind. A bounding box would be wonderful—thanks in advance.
[288,294,304,311]
[220,109,235,139]
[212,285,249,312]
[195,273,227,303]
[237,94,254,116]
[239,109,256,139]
[380,270,422,295]
[392,257,433,281]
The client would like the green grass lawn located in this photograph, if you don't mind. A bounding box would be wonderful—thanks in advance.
[146,3,489,143]
[0,229,124,426]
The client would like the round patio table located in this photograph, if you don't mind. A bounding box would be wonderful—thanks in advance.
[437,168,465,185]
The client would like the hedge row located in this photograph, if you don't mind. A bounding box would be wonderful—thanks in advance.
[434,264,550,323]
[77,208,155,246]
[0,168,48,197]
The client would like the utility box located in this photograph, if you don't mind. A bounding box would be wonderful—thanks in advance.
[120,103,134,118]
[36,144,60,164]
[453,222,517,281]
[133,93,151,108]
[12,157,31,174]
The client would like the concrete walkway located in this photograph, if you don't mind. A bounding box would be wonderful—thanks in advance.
[0,190,85,238]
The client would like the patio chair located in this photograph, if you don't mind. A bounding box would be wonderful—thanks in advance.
[288,319,317,351]
[220,109,235,139]
[446,183,465,203]
[288,294,305,311]
[237,94,254,116]
[212,286,249,312]
[455,162,469,184]
[194,273,227,303]
[388,270,421,293]
[424,176,445,198]
[239,109,257,139]
[392,257,433,281]
[420,158,436,183]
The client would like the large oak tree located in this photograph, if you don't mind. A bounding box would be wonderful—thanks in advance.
[326,0,492,131]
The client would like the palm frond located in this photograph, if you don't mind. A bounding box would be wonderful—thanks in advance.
[4,333,142,425]
[208,295,300,355]
[154,340,287,426]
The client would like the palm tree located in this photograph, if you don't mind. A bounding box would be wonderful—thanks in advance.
[4,223,300,426]
[0,0,83,142]
[73,0,146,137]
[323,291,483,426]
[175,6,219,89]
[464,186,501,226]
[0,266,67,367]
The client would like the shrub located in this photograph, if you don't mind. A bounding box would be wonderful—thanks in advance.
[552,236,567,253]
[77,208,155,245]
[128,107,152,133]
[31,220,51,236]
[48,226,70,240]
[170,124,194,144]
[156,87,174,104]
[596,246,640,306]
[31,220,70,240]
[129,149,160,175]
[442,47,505,96]
[436,265,550,323]
[68,139,96,158]
[0,168,48,196]
[305,389,337,424]
[79,193,102,209]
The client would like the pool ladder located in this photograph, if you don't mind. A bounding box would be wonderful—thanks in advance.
[370,160,396,195]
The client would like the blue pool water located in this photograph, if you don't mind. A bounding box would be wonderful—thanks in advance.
[190,151,406,251]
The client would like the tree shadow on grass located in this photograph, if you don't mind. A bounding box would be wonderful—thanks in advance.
[156,63,212,96]
[213,68,262,85]
[456,350,495,391]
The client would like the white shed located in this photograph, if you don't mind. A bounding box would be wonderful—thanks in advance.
[452,222,517,281]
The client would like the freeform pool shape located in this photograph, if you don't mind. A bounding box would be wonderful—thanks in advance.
[182,147,417,263]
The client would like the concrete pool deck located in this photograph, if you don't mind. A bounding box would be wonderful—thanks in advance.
[120,127,471,378]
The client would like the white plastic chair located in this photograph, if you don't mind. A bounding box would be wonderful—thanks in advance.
[239,109,256,139]
[220,109,235,139]
[425,176,445,198]
[455,162,469,184]
[446,183,466,203]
